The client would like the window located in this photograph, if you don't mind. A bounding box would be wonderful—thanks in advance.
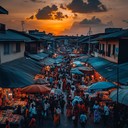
[16,43,21,52]
[112,45,115,55]
[4,43,10,55]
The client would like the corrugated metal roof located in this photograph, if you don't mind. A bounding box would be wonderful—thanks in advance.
[3,57,42,76]
[28,53,49,61]
[87,57,128,84]
[98,29,128,40]
[0,6,8,14]
[0,30,32,42]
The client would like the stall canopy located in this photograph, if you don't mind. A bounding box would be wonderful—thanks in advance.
[3,57,42,77]
[56,55,64,59]
[41,57,63,65]
[110,87,128,106]
[72,61,84,67]
[88,81,117,91]
[71,68,84,75]
[87,57,128,84]
[73,55,88,62]
[28,52,49,61]
[0,66,33,88]
[77,66,93,72]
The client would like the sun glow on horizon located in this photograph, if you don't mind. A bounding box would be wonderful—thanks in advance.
[26,18,73,35]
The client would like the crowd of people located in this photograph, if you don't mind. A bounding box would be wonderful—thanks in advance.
[4,55,128,128]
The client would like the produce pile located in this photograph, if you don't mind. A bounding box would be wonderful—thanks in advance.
[0,110,23,124]
[8,101,27,107]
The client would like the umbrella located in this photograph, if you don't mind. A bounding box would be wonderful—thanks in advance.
[72,96,83,106]
[72,61,84,67]
[88,81,117,91]
[50,88,63,96]
[110,87,128,106]
[21,84,51,94]
[71,68,84,75]
[34,78,49,85]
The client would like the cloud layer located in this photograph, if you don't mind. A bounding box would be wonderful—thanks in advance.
[67,0,107,13]
[80,16,113,26]
[35,5,58,20]
[62,16,113,35]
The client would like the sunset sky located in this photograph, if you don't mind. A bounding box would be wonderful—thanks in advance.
[0,0,128,35]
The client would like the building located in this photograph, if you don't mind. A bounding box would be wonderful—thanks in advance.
[0,25,32,64]
[28,30,55,54]
[98,29,128,64]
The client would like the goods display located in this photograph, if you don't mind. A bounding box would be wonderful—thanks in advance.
[0,110,24,125]
[10,101,27,107]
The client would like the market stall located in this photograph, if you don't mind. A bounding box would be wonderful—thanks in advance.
[0,109,24,128]
[110,87,128,106]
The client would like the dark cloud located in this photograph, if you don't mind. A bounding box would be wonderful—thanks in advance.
[67,0,107,13]
[27,15,34,20]
[60,4,67,10]
[35,5,58,20]
[62,16,113,35]
[65,15,68,18]
[80,16,102,25]
[29,0,44,3]
[80,16,113,26]
[54,12,68,20]
[24,0,45,2]
[73,13,78,18]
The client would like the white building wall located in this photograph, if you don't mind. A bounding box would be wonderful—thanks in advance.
[0,42,25,64]
[98,40,119,63]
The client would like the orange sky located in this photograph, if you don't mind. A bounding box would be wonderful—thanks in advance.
[0,0,128,35]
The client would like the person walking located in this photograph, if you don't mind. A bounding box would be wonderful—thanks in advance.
[60,97,65,114]
[28,116,37,128]
[72,104,79,128]
[79,112,87,128]
[5,119,10,128]
[103,103,110,126]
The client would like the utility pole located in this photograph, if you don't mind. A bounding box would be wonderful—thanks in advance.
[76,34,78,49]
[87,27,92,55]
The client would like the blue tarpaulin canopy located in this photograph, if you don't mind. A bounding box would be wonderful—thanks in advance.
[0,57,42,88]
[0,66,33,88]
[88,81,116,91]
[41,57,63,65]
[3,57,42,77]
[28,52,49,61]
[110,87,128,106]
[71,68,84,75]
[87,57,128,84]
